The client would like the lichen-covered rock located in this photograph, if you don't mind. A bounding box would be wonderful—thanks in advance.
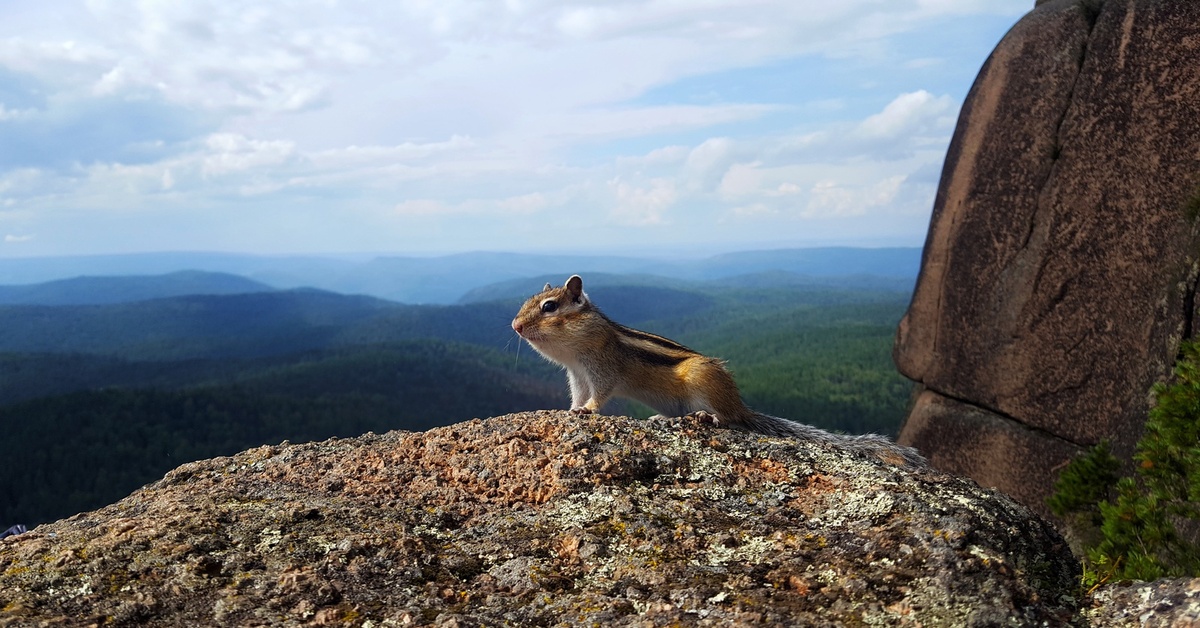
[895,0,1200,515]
[1084,578,1200,626]
[0,412,1079,626]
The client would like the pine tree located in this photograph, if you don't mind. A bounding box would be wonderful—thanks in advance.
[1050,340,1200,585]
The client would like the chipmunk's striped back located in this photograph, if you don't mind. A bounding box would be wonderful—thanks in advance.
[610,320,696,367]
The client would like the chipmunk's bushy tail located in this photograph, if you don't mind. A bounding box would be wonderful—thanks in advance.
[738,412,926,466]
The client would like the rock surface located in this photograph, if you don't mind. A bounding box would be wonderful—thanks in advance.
[894,0,1200,515]
[0,411,1079,626]
[1085,578,1200,626]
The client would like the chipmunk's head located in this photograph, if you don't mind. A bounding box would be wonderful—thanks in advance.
[511,275,592,352]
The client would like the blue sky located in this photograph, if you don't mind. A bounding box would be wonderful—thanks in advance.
[0,0,1030,257]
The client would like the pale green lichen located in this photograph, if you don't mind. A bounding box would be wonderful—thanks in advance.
[696,534,778,567]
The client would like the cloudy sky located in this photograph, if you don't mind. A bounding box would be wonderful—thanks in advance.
[0,0,1029,257]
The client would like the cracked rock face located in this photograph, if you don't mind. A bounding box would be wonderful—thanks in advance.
[895,0,1200,515]
[0,412,1079,626]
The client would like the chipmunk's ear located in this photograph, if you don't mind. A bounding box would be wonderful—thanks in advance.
[565,275,584,301]
[543,282,552,292]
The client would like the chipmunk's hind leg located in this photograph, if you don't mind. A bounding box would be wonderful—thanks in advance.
[681,357,753,428]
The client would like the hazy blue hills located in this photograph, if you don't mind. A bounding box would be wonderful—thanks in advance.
[0,247,922,304]
[0,290,400,359]
[680,247,921,279]
[460,271,913,304]
[0,270,273,305]
[0,276,910,362]
[0,252,358,290]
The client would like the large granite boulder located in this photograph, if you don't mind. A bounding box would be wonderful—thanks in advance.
[0,412,1079,626]
[895,0,1200,515]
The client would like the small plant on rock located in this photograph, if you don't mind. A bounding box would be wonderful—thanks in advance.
[1050,340,1200,586]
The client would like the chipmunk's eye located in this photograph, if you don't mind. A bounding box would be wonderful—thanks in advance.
[541,300,558,313]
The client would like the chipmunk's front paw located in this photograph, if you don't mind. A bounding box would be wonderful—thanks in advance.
[570,407,594,415]
[686,410,718,425]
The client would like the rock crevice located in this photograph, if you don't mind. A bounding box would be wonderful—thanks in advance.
[922,385,1088,450]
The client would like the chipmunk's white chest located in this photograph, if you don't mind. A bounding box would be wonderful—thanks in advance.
[526,337,586,371]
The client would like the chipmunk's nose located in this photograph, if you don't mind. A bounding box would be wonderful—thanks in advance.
[511,319,523,335]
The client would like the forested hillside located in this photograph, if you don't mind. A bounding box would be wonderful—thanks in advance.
[0,271,914,525]
[0,342,564,523]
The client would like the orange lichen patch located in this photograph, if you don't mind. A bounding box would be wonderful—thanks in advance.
[783,474,845,515]
[802,474,840,493]
[788,575,811,595]
[731,458,791,485]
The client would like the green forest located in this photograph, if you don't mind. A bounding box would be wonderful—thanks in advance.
[0,274,914,526]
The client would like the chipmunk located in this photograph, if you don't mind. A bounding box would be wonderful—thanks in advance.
[511,275,925,465]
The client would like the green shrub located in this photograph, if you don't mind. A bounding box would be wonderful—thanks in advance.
[1048,440,1119,527]
[1050,340,1200,586]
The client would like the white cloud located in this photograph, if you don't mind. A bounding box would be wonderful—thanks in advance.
[731,202,776,217]
[803,174,911,218]
[201,133,297,177]
[526,104,781,145]
[0,2,386,119]
[717,162,765,198]
[91,64,130,96]
[497,192,550,214]
[393,199,450,216]
[682,138,737,193]
[0,38,114,86]
[915,0,1019,14]
[609,177,678,226]
[3,1,1025,121]
[904,57,944,69]
[0,104,36,120]
[310,136,475,166]
[0,83,953,244]
[869,175,907,205]
[777,182,802,195]
[4,234,34,243]
[855,90,956,140]
[0,168,51,199]
[391,190,562,218]
[0,0,1029,254]
[616,145,689,170]
[806,180,863,217]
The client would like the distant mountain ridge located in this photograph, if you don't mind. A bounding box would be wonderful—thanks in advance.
[460,270,914,304]
[0,270,273,305]
[0,247,922,304]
